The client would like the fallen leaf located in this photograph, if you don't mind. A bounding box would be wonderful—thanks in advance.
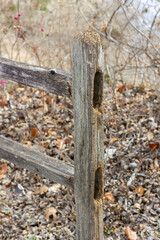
[147,132,154,141]
[0,163,8,179]
[34,185,48,195]
[64,127,68,132]
[110,138,118,144]
[113,204,121,214]
[45,96,51,104]
[30,128,39,137]
[104,192,115,202]
[109,119,116,123]
[118,99,125,107]
[137,115,143,120]
[0,101,7,107]
[150,159,159,170]
[8,90,15,95]
[49,184,61,193]
[154,159,159,169]
[47,130,57,136]
[40,141,49,148]
[64,137,72,144]
[45,207,57,221]
[125,226,138,240]
[57,117,66,124]
[14,184,25,195]
[134,186,144,196]
[118,86,124,92]
[4,181,12,187]
[126,84,134,90]
[54,139,64,149]
[105,148,117,159]
[149,142,159,151]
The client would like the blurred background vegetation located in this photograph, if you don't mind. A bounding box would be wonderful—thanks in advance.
[0,0,160,91]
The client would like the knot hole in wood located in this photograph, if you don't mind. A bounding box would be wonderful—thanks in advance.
[93,71,103,111]
[94,166,103,200]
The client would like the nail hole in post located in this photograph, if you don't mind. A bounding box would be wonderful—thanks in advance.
[50,70,55,75]
[93,71,103,110]
[94,167,103,200]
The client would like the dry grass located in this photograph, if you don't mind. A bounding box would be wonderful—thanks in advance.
[0,0,88,71]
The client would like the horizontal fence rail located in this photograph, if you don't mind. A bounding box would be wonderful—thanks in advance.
[0,57,72,97]
[0,135,74,189]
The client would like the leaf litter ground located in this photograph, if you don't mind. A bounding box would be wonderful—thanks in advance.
[0,83,159,240]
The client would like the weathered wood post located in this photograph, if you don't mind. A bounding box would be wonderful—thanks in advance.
[72,31,104,240]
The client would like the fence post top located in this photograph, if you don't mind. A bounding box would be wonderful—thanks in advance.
[74,30,102,45]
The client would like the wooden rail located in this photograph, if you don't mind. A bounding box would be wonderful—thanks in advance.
[0,57,72,97]
[0,135,74,189]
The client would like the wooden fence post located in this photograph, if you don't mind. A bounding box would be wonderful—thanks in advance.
[72,31,104,240]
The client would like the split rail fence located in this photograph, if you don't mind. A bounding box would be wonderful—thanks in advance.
[0,31,104,240]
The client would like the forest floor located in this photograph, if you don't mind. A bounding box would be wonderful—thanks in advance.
[0,83,160,240]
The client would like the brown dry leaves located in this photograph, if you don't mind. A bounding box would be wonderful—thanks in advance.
[104,192,115,202]
[134,186,144,196]
[34,185,48,195]
[125,226,138,240]
[103,85,160,239]
[110,137,118,144]
[45,207,57,221]
[147,131,154,141]
[149,142,159,151]
[0,163,8,179]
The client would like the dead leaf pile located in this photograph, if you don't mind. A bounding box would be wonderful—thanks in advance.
[0,83,160,239]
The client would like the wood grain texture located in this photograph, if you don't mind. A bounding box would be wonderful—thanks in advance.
[0,57,72,97]
[0,135,74,189]
[72,30,104,240]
